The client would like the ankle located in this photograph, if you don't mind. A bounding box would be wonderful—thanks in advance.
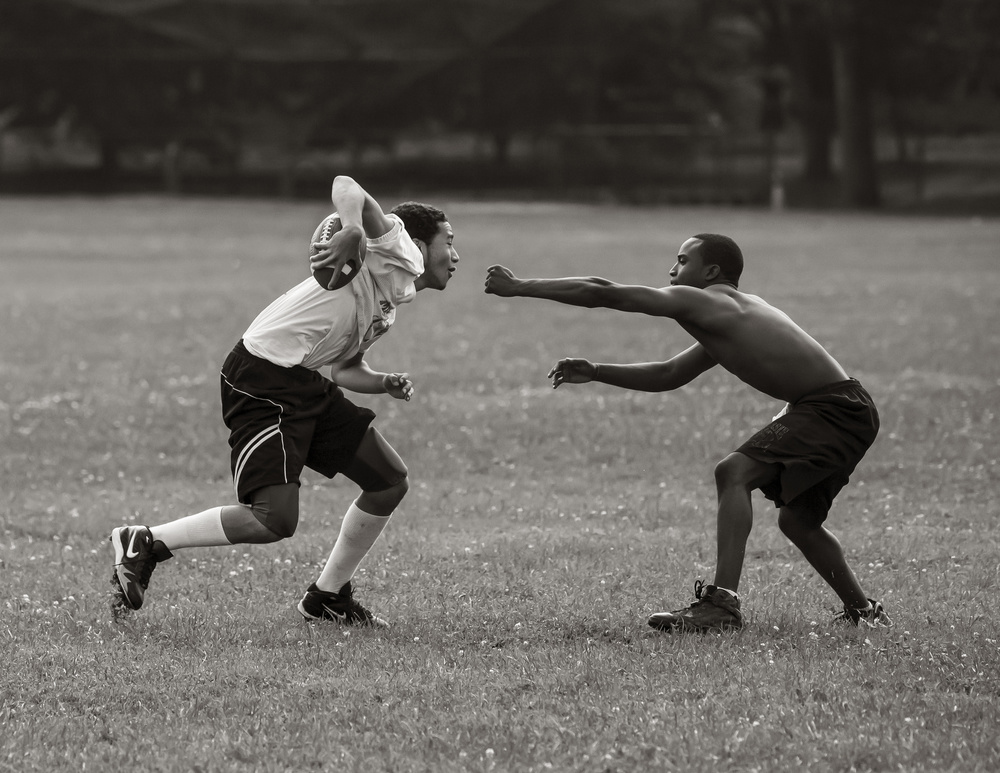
[712,585,739,601]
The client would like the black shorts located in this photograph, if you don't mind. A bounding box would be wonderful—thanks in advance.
[736,378,879,519]
[220,341,375,503]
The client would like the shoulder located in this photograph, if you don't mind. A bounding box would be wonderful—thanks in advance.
[662,284,735,309]
[366,213,405,245]
[701,285,747,308]
[650,284,745,324]
[364,214,423,277]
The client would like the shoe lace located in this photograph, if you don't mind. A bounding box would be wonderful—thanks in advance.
[315,583,374,620]
[123,535,158,589]
[672,579,710,613]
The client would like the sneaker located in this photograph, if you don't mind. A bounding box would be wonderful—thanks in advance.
[297,581,389,627]
[109,525,173,611]
[648,580,744,633]
[833,598,893,628]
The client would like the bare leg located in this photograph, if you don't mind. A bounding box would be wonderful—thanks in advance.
[712,452,781,592]
[150,484,300,548]
[778,506,869,608]
[219,506,279,543]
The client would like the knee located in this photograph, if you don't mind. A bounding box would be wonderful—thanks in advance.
[778,497,828,541]
[778,508,818,543]
[249,485,300,541]
[714,453,746,491]
[358,475,409,516]
[377,474,410,509]
[777,508,798,539]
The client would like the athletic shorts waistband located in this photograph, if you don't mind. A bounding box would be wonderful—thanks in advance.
[231,340,318,384]
[793,378,864,405]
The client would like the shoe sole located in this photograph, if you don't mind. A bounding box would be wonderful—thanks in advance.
[110,527,128,565]
[856,618,893,629]
[109,527,143,610]
[647,615,743,633]
[297,599,389,628]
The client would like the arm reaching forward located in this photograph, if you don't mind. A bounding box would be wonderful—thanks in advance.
[484,264,706,321]
[549,344,717,393]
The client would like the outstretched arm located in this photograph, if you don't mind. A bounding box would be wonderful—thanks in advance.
[549,343,716,392]
[484,264,702,320]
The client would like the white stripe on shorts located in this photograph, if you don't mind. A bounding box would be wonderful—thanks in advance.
[222,374,289,496]
[234,425,283,496]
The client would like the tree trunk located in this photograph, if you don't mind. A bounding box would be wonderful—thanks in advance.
[785,8,835,182]
[829,0,880,208]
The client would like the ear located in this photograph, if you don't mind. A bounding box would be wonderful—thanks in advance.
[704,264,721,281]
[411,238,428,259]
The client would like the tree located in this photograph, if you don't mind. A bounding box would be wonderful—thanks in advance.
[827,0,879,208]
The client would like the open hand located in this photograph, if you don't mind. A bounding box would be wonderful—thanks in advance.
[311,224,367,289]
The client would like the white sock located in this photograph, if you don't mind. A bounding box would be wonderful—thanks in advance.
[315,500,391,592]
[715,586,739,600]
[150,507,233,550]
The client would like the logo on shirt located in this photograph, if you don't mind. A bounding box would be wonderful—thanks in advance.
[361,301,396,347]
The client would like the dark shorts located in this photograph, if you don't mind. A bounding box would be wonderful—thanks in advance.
[736,378,879,519]
[220,341,375,503]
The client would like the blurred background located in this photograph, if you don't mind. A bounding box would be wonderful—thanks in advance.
[2,0,999,212]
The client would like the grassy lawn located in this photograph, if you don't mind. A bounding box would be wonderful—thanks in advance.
[2,195,999,772]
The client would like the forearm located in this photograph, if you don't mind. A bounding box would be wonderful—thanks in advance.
[330,362,388,394]
[510,276,616,308]
[591,361,682,392]
[331,175,394,239]
[330,176,366,228]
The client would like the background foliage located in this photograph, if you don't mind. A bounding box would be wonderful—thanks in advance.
[3,0,1000,208]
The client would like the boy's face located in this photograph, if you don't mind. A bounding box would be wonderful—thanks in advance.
[669,237,710,288]
[416,221,459,291]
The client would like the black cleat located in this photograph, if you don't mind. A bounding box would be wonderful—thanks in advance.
[109,525,172,611]
[297,581,388,627]
[648,580,744,633]
[833,598,892,628]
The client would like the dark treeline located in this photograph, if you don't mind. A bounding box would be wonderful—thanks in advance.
[2,0,998,208]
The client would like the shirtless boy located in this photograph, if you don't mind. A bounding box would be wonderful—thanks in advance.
[484,233,890,632]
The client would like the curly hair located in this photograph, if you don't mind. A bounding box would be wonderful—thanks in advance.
[391,201,448,245]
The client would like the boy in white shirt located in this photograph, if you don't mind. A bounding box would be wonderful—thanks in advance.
[110,176,460,626]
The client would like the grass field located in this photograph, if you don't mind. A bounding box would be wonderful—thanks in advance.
[2,194,999,772]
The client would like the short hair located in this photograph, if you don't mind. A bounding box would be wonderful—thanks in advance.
[692,233,743,284]
[391,201,448,245]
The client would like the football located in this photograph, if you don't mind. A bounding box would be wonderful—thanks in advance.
[309,213,366,290]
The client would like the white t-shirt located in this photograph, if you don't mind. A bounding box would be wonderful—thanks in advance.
[242,214,423,370]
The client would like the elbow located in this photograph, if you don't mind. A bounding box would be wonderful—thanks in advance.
[650,367,682,393]
[331,175,360,197]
